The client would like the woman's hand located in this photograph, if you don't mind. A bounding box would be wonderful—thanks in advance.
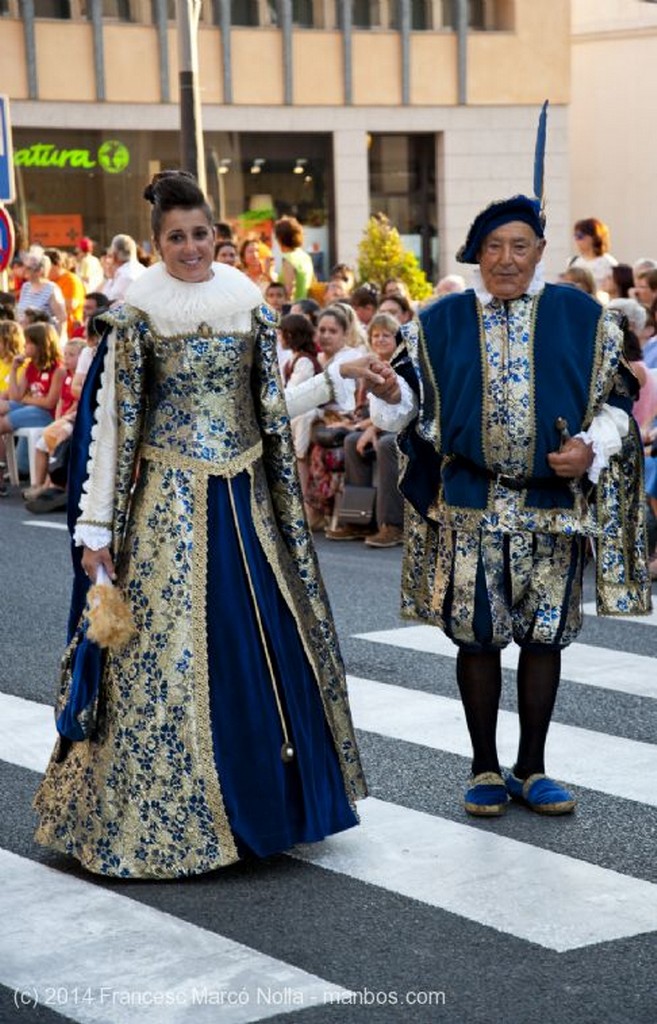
[81,546,116,583]
[12,354,26,368]
[339,354,386,386]
[356,424,378,455]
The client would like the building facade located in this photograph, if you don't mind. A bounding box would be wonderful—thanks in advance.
[0,0,571,279]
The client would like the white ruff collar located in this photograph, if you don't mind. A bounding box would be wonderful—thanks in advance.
[124,261,263,336]
[471,263,546,305]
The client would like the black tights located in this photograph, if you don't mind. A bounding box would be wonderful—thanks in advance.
[456,647,561,779]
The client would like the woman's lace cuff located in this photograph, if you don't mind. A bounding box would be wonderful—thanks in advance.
[285,369,355,419]
[74,523,112,550]
[575,404,629,484]
[369,376,418,432]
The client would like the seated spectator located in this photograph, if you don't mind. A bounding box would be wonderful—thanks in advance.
[330,263,356,294]
[101,234,146,304]
[0,322,64,495]
[381,277,411,302]
[279,313,323,503]
[0,319,25,399]
[568,217,618,293]
[74,236,105,293]
[634,267,657,311]
[378,292,414,325]
[290,298,321,327]
[325,313,404,546]
[16,249,67,339]
[240,237,274,293]
[71,312,105,399]
[603,263,634,301]
[632,258,657,300]
[559,266,597,297]
[45,247,86,338]
[215,239,239,266]
[0,319,25,471]
[264,281,287,315]
[350,284,380,328]
[433,274,466,299]
[23,338,83,502]
[304,305,363,529]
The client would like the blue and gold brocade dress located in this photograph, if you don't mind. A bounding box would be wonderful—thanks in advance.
[34,263,365,878]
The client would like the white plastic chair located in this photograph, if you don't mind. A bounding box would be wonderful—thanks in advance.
[4,427,44,487]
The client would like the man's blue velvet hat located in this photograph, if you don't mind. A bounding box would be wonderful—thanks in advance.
[456,194,545,265]
[456,102,549,265]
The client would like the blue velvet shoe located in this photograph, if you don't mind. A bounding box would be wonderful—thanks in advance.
[505,772,576,815]
[464,771,509,816]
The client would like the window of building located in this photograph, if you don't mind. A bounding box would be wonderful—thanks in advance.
[368,133,437,278]
[292,0,314,26]
[348,0,381,28]
[33,0,71,17]
[101,0,132,18]
[441,0,503,30]
[230,0,277,25]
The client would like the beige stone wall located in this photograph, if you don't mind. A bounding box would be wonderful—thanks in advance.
[0,21,29,99]
[34,22,96,102]
[570,0,657,264]
[292,31,344,106]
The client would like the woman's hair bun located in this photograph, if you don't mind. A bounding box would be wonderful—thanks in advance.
[143,170,204,207]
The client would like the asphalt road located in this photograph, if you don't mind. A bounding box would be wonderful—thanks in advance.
[1,489,657,1024]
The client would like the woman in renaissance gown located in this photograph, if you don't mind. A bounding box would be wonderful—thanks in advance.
[34,171,366,879]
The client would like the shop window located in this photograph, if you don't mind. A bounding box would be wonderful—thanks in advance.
[369,133,436,278]
[33,0,71,17]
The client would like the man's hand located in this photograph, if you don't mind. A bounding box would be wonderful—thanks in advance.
[338,355,402,403]
[547,438,594,478]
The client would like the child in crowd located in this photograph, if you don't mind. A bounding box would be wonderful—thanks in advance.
[23,338,83,501]
[0,321,64,496]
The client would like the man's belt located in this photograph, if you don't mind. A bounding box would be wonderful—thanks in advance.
[447,453,568,492]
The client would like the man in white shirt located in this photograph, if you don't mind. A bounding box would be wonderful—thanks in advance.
[101,234,146,305]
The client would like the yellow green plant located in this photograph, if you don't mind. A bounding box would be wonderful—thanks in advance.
[356,213,433,301]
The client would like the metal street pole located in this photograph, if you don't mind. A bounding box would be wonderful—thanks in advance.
[177,0,207,194]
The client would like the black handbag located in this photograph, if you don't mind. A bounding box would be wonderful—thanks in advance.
[336,484,376,525]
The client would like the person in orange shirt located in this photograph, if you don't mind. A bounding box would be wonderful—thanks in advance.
[45,248,86,339]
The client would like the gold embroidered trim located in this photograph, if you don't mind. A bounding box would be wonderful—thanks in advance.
[525,292,540,511]
[191,468,239,863]
[77,518,113,529]
[140,441,263,478]
[226,476,292,752]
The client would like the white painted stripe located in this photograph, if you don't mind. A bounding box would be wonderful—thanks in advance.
[21,519,68,530]
[293,798,657,952]
[347,675,657,807]
[583,601,657,626]
[354,625,657,700]
[0,849,349,1024]
[0,693,55,773]
[6,690,657,957]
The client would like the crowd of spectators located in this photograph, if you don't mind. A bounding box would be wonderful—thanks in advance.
[1,212,656,578]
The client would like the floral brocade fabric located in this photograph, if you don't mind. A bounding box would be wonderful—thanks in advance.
[400,292,652,629]
[34,305,366,877]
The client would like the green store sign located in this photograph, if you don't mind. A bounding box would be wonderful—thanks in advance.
[14,140,130,174]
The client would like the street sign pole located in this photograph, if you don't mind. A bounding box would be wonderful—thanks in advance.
[0,95,16,205]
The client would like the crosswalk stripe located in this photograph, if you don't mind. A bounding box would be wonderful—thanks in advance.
[0,693,54,774]
[3,671,656,814]
[354,625,657,701]
[0,849,350,1023]
[292,797,657,952]
[21,520,68,530]
[347,674,657,807]
[583,600,657,626]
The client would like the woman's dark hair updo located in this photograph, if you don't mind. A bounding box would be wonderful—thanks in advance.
[144,170,213,239]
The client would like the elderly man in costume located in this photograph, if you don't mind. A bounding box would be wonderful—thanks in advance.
[367,180,651,817]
